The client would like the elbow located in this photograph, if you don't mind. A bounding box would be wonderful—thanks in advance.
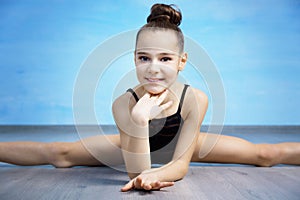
[180,165,189,178]
[175,161,189,180]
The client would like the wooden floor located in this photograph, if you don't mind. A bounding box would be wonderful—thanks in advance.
[0,166,299,200]
[0,125,300,199]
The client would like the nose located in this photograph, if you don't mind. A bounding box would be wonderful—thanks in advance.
[147,61,160,74]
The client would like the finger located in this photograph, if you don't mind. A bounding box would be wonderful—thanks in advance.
[149,105,163,119]
[148,181,160,190]
[153,181,161,188]
[155,181,175,190]
[149,100,173,119]
[156,90,169,104]
[142,180,153,190]
[135,177,143,189]
[160,181,175,188]
[121,179,135,192]
[159,101,173,111]
[142,93,151,99]
[143,184,152,190]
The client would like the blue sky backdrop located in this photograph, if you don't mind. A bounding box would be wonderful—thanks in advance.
[0,0,299,125]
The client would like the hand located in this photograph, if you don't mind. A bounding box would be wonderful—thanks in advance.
[131,90,173,126]
[121,173,174,192]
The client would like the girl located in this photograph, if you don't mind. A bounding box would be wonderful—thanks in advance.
[0,3,299,192]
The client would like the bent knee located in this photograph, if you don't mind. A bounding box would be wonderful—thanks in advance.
[256,144,282,167]
[46,142,73,168]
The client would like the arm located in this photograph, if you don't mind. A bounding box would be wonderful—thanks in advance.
[112,93,150,179]
[119,124,151,179]
[122,88,208,191]
[112,90,173,179]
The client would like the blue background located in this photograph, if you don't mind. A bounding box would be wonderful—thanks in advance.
[0,0,299,125]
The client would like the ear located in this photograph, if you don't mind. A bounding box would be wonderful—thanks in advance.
[178,52,187,71]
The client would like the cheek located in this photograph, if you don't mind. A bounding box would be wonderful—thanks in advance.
[164,67,179,78]
[135,67,145,81]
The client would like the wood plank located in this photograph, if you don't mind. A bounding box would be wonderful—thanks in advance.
[1,126,300,199]
[183,167,246,199]
[1,166,299,200]
[221,167,300,200]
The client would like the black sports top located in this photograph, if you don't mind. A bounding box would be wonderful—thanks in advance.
[127,84,189,161]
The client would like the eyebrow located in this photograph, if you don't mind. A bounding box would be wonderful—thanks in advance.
[136,51,178,56]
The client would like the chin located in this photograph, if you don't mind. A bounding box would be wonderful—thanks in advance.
[144,84,167,95]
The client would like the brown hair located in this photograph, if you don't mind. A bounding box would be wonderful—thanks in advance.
[136,3,184,53]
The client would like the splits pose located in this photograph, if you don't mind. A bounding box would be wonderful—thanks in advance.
[1,4,299,192]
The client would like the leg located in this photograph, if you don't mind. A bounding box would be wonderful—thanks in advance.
[192,132,300,166]
[0,134,123,168]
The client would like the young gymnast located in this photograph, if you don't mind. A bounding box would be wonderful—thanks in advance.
[0,3,299,192]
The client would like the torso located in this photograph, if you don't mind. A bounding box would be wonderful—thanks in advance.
[127,83,190,163]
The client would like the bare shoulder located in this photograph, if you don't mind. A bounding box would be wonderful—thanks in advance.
[112,87,139,110]
[182,86,208,119]
[112,92,133,122]
[112,93,129,110]
[185,86,208,107]
[191,87,208,105]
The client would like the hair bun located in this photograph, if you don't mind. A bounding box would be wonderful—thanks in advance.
[146,4,182,26]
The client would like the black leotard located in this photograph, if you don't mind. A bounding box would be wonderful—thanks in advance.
[127,85,189,164]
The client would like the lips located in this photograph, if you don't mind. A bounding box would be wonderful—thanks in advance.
[145,77,164,82]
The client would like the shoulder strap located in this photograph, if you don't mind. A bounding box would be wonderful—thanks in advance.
[178,84,189,112]
[126,88,139,102]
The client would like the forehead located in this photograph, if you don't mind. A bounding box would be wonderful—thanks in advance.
[136,29,180,54]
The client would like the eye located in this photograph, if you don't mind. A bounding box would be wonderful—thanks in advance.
[138,56,150,62]
[161,57,172,62]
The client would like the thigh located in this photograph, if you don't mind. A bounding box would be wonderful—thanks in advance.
[68,134,124,166]
[192,132,259,165]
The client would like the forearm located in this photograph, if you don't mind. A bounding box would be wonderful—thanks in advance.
[120,126,151,177]
[143,160,189,182]
[142,128,199,182]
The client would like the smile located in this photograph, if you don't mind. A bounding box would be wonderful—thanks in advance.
[145,78,164,82]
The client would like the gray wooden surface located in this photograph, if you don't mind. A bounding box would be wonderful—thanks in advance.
[0,166,299,200]
[0,125,300,199]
